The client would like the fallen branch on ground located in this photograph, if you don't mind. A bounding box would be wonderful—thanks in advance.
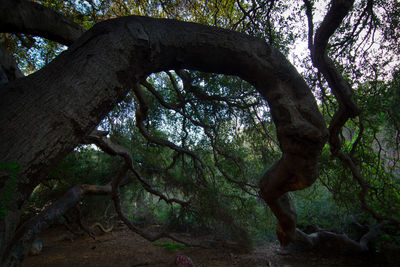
[294,221,389,253]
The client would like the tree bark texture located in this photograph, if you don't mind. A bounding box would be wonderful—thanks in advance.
[0,10,328,265]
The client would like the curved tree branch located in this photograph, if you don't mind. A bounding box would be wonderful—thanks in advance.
[1,13,327,261]
[306,0,360,150]
[0,0,84,46]
[304,0,400,228]
[306,0,360,117]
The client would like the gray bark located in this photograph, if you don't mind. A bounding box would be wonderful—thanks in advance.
[0,11,327,266]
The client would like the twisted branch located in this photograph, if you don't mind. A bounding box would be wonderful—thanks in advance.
[304,0,400,228]
[83,130,188,206]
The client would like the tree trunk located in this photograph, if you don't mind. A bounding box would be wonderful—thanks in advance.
[0,15,327,265]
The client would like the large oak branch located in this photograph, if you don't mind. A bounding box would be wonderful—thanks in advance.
[0,15,327,261]
[0,0,84,45]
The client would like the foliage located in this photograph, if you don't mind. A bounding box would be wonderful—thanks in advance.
[318,77,400,224]
[153,241,186,252]
[293,181,344,230]
[25,146,118,219]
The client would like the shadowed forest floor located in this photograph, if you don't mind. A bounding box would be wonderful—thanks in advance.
[22,225,391,267]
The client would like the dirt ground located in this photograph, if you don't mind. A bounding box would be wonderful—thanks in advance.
[22,224,391,267]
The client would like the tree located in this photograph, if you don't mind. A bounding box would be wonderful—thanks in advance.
[0,0,399,266]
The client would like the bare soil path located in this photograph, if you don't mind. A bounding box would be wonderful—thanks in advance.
[22,225,390,267]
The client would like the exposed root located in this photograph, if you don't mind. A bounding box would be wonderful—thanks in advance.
[90,222,114,234]
[294,221,389,253]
